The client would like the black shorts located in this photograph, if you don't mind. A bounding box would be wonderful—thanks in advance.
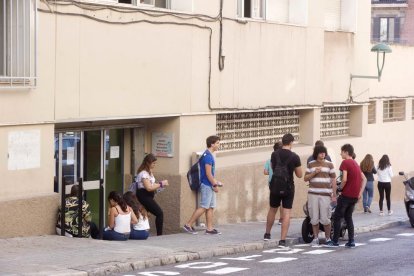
[269,185,295,209]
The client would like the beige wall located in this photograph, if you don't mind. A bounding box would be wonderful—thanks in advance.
[2,0,414,238]
[23,1,368,122]
[0,124,55,201]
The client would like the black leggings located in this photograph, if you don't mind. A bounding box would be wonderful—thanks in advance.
[378,182,391,211]
[136,189,164,236]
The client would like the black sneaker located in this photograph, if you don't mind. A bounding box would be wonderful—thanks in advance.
[183,224,198,235]
[345,240,355,248]
[278,240,288,248]
[264,233,271,241]
[324,240,339,248]
[205,229,221,235]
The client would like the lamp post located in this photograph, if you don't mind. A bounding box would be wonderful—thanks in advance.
[348,43,392,103]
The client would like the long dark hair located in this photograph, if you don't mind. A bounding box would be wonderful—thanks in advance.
[378,154,391,170]
[360,154,374,172]
[108,191,128,212]
[137,153,157,175]
[123,191,148,219]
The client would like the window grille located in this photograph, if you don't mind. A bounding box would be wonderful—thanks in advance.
[320,106,350,138]
[216,110,300,152]
[383,99,405,122]
[368,101,376,124]
[0,0,37,89]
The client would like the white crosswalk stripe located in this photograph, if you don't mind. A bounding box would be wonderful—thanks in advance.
[369,238,394,242]
[204,267,250,274]
[294,244,310,247]
[263,248,304,254]
[303,249,335,255]
[220,255,262,261]
[396,233,414,237]
[260,257,297,263]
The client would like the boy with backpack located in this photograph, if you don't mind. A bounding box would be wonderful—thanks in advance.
[183,135,222,235]
[264,133,302,247]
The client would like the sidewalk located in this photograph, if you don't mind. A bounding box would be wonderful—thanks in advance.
[0,202,409,276]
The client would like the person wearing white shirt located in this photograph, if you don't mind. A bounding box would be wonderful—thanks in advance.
[377,155,394,216]
[123,191,150,240]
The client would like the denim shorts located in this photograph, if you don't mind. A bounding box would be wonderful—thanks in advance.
[199,183,216,209]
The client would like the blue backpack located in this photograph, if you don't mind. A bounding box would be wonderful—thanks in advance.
[187,152,206,191]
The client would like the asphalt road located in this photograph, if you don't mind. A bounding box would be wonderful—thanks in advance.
[121,222,414,276]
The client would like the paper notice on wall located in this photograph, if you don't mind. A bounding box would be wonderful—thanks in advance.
[110,146,120,159]
[8,130,41,170]
[66,147,75,165]
[152,132,174,157]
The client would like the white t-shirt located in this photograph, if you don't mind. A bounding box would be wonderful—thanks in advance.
[136,170,156,190]
[133,214,150,231]
[377,166,393,183]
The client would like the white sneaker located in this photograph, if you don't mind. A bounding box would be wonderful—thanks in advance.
[388,210,393,215]
[379,211,384,216]
[310,238,319,247]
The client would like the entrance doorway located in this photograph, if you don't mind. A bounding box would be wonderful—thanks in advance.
[54,128,125,232]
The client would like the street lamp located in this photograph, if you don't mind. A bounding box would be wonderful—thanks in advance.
[347,43,392,103]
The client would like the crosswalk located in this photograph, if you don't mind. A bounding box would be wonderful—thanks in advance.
[127,232,414,276]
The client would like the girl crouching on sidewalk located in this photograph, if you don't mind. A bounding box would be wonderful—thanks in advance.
[103,191,138,241]
[123,191,150,240]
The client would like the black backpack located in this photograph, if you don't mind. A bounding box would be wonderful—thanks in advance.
[186,152,206,191]
[270,151,294,196]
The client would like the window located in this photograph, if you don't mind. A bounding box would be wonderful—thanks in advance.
[266,0,289,22]
[117,0,171,9]
[325,0,341,30]
[368,101,376,124]
[0,0,37,88]
[372,17,401,43]
[238,0,265,19]
[383,99,405,122]
[320,106,350,138]
[412,100,414,120]
[216,110,300,152]
[325,0,357,32]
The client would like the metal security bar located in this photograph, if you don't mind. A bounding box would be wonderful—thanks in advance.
[320,106,350,138]
[216,110,300,152]
[0,0,37,89]
[368,101,376,124]
[383,99,405,122]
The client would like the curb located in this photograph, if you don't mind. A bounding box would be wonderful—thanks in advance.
[64,219,407,276]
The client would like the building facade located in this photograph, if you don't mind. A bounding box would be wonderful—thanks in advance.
[0,0,413,238]
[371,0,414,45]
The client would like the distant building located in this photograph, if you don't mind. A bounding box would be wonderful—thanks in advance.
[371,0,414,45]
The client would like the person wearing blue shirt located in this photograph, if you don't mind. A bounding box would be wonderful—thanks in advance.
[183,135,222,235]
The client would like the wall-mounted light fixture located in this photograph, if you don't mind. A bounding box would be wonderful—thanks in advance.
[348,43,392,103]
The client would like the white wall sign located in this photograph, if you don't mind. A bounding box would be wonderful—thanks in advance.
[66,146,75,165]
[110,146,120,159]
[152,132,173,157]
[8,130,41,170]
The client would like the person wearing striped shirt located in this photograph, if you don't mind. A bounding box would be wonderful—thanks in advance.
[304,145,337,246]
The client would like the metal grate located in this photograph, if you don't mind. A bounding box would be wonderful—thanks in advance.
[216,110,300,152]
[320,106,350,138]
[0,0,37,89]
[368,101,376,124]
[383,99,405,122]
